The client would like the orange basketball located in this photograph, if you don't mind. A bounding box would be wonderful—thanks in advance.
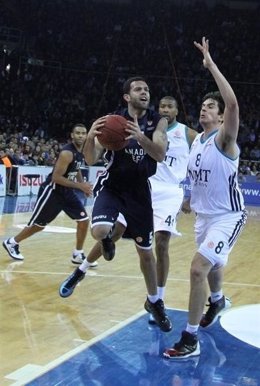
[98,115,129,151]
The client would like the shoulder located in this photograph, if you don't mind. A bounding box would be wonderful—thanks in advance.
[186,127,198,146]
[147,109,162,123]
[61,143,73,151]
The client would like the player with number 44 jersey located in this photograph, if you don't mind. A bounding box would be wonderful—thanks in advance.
[148,96,197,324]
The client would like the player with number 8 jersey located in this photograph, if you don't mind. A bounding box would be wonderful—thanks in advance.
[163,37,247,360]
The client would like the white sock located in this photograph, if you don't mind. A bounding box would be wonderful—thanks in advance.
[210,290,223,303]
[157,286,165,300]
[186,323,199,335]
[9,237,18,244]
[148,294,159,303]
[73,249,83,256]
[79,259,89,273]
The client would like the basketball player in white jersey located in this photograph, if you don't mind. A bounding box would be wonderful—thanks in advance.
[148,96,197,323]
[164,37,247,359]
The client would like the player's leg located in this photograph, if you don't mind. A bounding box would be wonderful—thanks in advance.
[152,185,183,299]
[59,192,123,298]
[137,245,172,332]
[200,266,232,328]
[164,211,247,358]
[146,230,171,324]
[199,211,246,328]
[3,184,57,260]
[127,195,173,332]
[155,230,171,291]
[87,219,126,264]
[62,191,91,265]
[90,188,121,261]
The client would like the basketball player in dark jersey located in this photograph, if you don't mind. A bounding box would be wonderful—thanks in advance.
[3,124,94,266]
[59,77,172,332]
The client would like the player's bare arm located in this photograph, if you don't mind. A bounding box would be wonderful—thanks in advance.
[52,151,93,195]
[76,169,93,197]
[84,117,106,165]
[126,116,168,162]
[194,37,239,157]
[181,197,192,214]
[187,128,198,147]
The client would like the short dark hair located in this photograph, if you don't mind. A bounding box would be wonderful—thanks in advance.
[202,91,224,115]
[123,76,147,94]
[160,96,178,108]
[71,123,86,132]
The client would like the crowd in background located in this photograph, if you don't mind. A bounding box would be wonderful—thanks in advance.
[0,0,259,178]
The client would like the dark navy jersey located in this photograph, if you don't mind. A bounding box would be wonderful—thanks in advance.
[44,143,85,189]
[99,108,162,191]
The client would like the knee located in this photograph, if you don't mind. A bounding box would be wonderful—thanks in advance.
[190,261,207,283]
[91,225,111,241]
[155,232,170,255]
[138,249,154,264]
[156,241,168,259]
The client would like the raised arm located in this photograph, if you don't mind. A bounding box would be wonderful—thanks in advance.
[194,37,239,155]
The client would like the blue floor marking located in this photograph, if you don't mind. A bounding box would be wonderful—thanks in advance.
[26,309,260,386]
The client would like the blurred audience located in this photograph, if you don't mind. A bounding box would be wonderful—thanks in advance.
[0,0,259,177]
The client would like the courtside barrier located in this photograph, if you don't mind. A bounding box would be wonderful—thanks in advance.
[2,165,259,205]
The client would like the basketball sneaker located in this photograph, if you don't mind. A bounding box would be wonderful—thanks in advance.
[101,236,115,261]
[144,298,172,332]
[59,268,85,298]
[71,252,98,267]
[163,331,200,359]
[2,238,24,260]
[148,313,157,325]
[200,296,232,328]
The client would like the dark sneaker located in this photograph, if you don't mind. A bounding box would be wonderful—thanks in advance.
[2,239,24,260]
[144,298,172,332]
[163,331,200,359]
[71,252,98,267]
[148,313,157,325]
[101,237,115,261]
[59,268,85,298]
[200,296,231,328]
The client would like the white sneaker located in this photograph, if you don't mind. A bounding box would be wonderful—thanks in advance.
[71,253,98,268]
[2,239,24,260]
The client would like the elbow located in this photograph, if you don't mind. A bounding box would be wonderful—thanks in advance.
[85,157,95,166]
[226,100,239,112]
[51,175,58,183]
[156,154,165,162]
[156,150,166,162]
[156,145,167,162]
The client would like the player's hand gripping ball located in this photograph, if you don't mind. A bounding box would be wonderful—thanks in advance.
[98,115,129,151]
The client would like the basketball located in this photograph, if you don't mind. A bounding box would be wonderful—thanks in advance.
[98,115,129,151]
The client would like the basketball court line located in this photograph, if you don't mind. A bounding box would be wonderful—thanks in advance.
[6,309,150,386]
[6,305,260,386]
[0,267,260,289]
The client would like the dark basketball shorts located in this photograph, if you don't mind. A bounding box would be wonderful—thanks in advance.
[28,184,88,227]
[91,187,154,249]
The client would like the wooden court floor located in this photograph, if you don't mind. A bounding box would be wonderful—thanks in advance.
[0,204,260,385]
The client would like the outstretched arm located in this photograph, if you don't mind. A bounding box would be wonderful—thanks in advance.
[194,37,239,154]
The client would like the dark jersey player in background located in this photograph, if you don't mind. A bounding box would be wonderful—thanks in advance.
[3,123,94,266]
[59,77,173,333]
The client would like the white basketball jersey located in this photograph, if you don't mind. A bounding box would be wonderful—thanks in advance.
[150,121,190,187]
[188,131,245,215]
